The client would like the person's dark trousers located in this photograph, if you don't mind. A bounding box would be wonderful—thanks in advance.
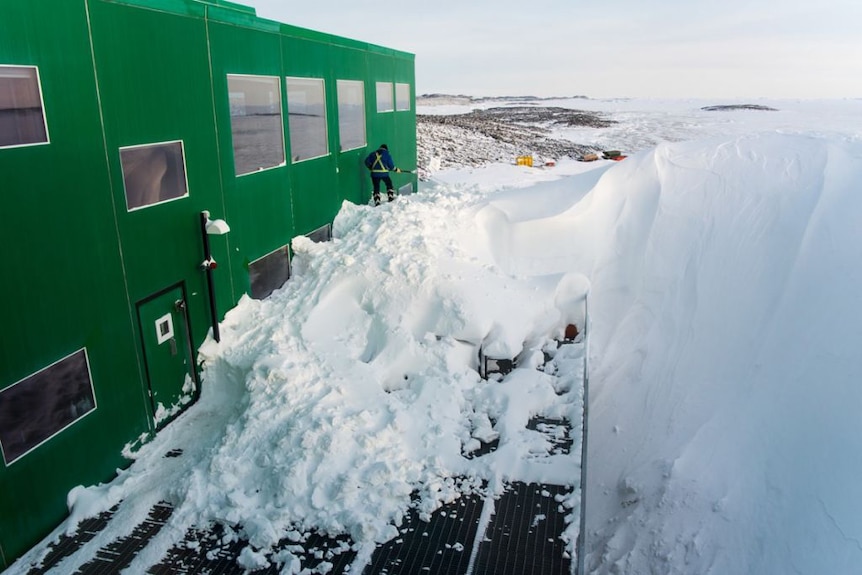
[372,175,394,205]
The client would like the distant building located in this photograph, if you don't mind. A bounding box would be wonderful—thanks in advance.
[0,0,415,565]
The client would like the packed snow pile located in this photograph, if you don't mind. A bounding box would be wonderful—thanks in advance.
[17,167,589,574]
[183,194,587,556]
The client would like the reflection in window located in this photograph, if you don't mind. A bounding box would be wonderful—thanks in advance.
[249,245,291,300]
[0,65,49,148]
[336,80,366,151]
[227,74,285,176]
[396,83,411,111]
[120,141,188,211]
[286,77,328,162]
[376,82,393,113]
[306,223,332,243]
[0,349,96,465]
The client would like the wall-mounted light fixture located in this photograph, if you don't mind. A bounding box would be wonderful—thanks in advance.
[205,213,230,235]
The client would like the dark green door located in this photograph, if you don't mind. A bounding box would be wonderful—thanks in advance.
[137,286,196,429]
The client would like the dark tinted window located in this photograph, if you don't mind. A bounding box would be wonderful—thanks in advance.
[0,349,96,465]
[0,65,48,148]
[120,141,188,211]
[306,224,332,243]
[249,245,291,300]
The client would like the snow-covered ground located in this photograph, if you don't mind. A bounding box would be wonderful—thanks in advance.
[418,96,862,161]
[12,97,862,575]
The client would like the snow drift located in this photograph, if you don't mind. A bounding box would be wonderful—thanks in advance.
[475,132,862,574]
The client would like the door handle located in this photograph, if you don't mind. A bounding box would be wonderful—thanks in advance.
[169,337,178,356]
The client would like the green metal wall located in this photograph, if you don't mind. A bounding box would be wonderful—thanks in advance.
[0,0,152,563]
[207,17,296,299]
[367,52,418,198]
[0,0,415,567]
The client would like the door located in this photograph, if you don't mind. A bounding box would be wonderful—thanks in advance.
[137,285,196,429]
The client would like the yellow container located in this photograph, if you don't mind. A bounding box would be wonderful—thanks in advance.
[516,155,533,167]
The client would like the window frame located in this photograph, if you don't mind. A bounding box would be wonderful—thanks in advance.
[285,76,330,163]
[376,81,394,113]
[119,139,190,212]
[226,73,287,177]
[395,83,411,112]
[249,244,292,300]
[0,64,50,150]
[0,348,97,466]
[336,79,366,152]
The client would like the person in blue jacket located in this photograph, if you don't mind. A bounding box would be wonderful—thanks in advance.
[365,144,402,205]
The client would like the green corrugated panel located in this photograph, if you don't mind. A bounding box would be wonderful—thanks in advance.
[277,21,415,59]
[0,0,151,564]
[89,0,223,303]
[206,18,295,296]
[205,3,282,32]
[101,0,207,18]
[202,0,257,14]
[0,0,416,566]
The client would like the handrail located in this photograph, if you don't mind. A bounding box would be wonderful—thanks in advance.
[577,292,590,575]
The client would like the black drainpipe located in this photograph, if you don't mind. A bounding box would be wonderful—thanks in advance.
[199,211,220,343]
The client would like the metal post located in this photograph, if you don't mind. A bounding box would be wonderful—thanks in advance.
[200,211,220,343]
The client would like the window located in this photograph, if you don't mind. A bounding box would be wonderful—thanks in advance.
[395,83,411,111]
[376,82,393,113]
[249,245,291,300]
[120,141,189,211]
[306,223,332,243]
[227,74,285,176]
[286,77,328,162]
[0,65,49,148]
[336,80,366,152]
[0,349,96,465]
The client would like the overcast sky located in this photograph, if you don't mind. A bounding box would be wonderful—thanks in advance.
[244,0,862,99]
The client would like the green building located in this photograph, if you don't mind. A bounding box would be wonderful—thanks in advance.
[0,0,416,566]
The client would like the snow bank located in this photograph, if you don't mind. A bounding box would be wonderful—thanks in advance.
[475,132,862,574]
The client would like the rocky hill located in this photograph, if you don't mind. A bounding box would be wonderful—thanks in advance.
[416,105,611,177]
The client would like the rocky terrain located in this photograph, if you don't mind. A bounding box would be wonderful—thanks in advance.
[418,94,590,105]
[701,104,779,112]
[416,105,613,178]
